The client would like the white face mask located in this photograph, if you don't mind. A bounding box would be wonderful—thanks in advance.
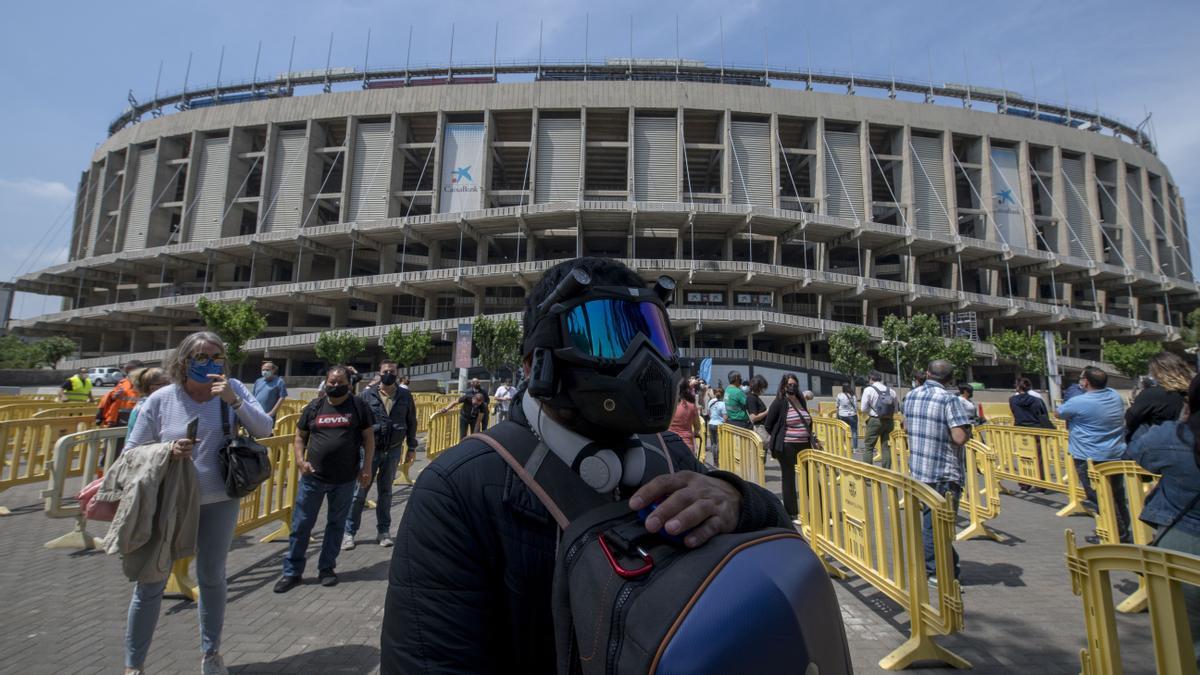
[262,371,274,379]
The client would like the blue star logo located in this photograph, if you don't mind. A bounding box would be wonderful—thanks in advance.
[452,166,473,183]
[995,189,1015,205]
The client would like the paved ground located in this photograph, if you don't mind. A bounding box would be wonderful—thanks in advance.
[0,449,1159,674]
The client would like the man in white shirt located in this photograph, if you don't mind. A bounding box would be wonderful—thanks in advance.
[860,372,898,469]
[835,384,859,450]
[493,379,516,424]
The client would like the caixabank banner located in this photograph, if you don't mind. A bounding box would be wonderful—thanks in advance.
[439,123,485,213]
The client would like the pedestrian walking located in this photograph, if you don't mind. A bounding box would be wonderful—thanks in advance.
[119,331,273,675]
[860,372,898,468]
[343,360,418,550]
[96,360,145,428]
[1057,366,1131,543]
[668,379,702,454]
[724,370,752,430]
[764,373,817,521]
[835,384,859,450]
[902,360,971,580]
[493,379,516,424]
[252,361,288,422]
[123,367,170,444]
[275,366,375,593]
[1125,351,1191,441]
[706,387,726,466]
[60,366,95,403]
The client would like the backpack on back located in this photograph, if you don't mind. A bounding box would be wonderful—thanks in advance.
[871,384,897,418]
[473,422,852,675]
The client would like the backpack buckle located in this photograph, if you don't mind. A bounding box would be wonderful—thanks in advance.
[598,534,654,579]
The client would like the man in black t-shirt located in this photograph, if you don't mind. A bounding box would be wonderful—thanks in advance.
[275,366,375,593]
[441,388,490,439]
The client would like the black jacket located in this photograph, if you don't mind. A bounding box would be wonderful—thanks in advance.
[763,395,812,458]
[380,390,790,674]
[1009,393,1053,428]
[1125,384,1186,441]
[360,384,418,452]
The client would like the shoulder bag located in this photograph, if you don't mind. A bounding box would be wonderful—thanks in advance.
[219,402,272,499]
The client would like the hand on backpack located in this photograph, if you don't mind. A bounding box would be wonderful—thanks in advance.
[629,471,741,549]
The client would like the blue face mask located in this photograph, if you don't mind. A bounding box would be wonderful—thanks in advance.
[188,358,224,384]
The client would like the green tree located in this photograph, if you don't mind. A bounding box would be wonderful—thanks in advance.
[881,313,945,377]
[33,336,78,368]
[942,339,977,380]
[1181,308,1200,348]
[827,326,873,392]
[1101,340,1162,379]
[0,336,38,368]
[382,327,433,374]
[473,315,522,381]
[315,331,368,367]
[989,329,1045,377]
[195,298,267,366]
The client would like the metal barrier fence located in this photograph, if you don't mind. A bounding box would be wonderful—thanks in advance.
[985,415,1013,426]
[888,431,1002,542]
[31,406,96,418]
[0,402,95,422]
[717,423,767,487]
[415,401,440,435]
[166,435,296,600]
[425,409,458,462]
[797,449,968,670]
[273,413,300,438]
[0,415,94,515]
[41,426,127,549]
[1066,532,1200,674]
[810,417,854,458]
[979,424,1087,517]
[1088,460,1159,614]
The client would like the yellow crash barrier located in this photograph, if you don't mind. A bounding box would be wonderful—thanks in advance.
[425,409,458,463]
[0,402,95,422]
[31,405,97,418]
[0,415,94,515]
[980,424,1087,516]
[166,435,297,600]
[797,450,968,670]
[1066,532,1200,675]
[273,413,300,438]
[886,431,1002,542]
[41,426,127,549]
[717,423,767,487]
[1088,460,1159,614]
[889,429,910,473]
[809,417,854,458]
[984,415,1013,426]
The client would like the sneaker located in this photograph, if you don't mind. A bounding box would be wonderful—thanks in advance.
[378,533,394,548]
[273,575,301,594]
[341,533,356,551]
[201,652,229,675]
[319,569,338,587]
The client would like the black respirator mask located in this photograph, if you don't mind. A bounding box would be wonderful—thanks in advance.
[524,269,681,440]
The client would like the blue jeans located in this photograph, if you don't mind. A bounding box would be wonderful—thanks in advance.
[283,475,355,577]
[839,415,859,449]
[922,480,962,578]
[346,445,402,536]
[125,498,240,669]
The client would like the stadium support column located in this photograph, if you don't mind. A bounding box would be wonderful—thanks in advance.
[1051,146,1073,305]
[1084,153,1106,310]
[980,135,1002,299]
[901,125,916,285]
[431,111,446,214]
[721,110,732,205]
[1018,141,1038,302]
[942,129,961,292]
[815,118,827,217]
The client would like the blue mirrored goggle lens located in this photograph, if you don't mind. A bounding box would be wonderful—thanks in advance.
[564,299,675,360]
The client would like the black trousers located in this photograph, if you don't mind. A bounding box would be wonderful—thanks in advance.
[779,441,811,518]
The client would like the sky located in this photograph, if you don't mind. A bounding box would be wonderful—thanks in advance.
[1,0,1198,319]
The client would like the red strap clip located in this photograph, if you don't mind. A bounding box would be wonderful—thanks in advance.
[598,535,654,579]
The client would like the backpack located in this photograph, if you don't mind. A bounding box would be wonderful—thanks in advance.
[871,383,897,418]
[472,422,852,675]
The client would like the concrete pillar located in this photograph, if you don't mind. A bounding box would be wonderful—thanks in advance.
[380,244,397,274]
[476,236,488,266]
[423,296,435,321]
[815,118,827,216]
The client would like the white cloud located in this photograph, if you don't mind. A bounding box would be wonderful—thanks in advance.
[0,178,74,201]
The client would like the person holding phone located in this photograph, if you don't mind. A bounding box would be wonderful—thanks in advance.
[275,366,375,593]
[121,332,273,675]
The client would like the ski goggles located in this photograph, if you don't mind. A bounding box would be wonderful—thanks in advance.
[559,291,677,363]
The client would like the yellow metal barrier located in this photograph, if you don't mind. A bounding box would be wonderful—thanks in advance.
[985,415,1013,426]
[0,402,95,422]
[1088,460,1159,614]
[717,423,767,487]
[981,424,1087,516]
[889,429,910,473]
[41,426,127,549]
[1066,532,1200,675]
[166,435,297,600]
[415,401,439,435]
[797,449,968,670]
[810,417,854,458]
[31,405,97,419]
[273,413,300,438]
[887,431,1002,542]
[0,415,93,515]
[425,409,458,463]
[274,398,309,418]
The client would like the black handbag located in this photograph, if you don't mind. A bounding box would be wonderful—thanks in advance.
[219,402,272,499]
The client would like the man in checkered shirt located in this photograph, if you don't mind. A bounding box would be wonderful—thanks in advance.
[902,359,972,580]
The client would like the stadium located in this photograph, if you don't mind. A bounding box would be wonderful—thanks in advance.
[10,59,1197,388]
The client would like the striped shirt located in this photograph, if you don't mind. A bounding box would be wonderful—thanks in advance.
[784,406,812,444]
[127,380,273,504]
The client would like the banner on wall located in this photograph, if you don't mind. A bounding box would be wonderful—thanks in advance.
[439,123,485,214]
[990,147,1028,249]
[454,323,473,369]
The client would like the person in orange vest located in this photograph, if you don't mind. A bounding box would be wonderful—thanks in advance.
[95,360,144,428]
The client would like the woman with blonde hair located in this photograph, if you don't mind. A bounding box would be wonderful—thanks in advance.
[123,367,171,443]
[1126,351,1193,441]
[120,331,273,675]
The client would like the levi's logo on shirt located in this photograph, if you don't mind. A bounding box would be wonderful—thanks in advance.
[314,413,352,428]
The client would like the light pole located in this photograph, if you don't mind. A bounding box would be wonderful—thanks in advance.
[881,339,907,387]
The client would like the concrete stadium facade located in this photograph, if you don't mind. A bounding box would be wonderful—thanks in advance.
[13,63,1197,384]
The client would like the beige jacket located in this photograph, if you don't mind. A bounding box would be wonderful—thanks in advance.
[99,441,200,583]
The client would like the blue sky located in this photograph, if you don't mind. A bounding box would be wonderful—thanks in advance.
[2,0,1197,318]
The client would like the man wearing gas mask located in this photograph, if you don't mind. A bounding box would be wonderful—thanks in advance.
[380,258,791,673]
